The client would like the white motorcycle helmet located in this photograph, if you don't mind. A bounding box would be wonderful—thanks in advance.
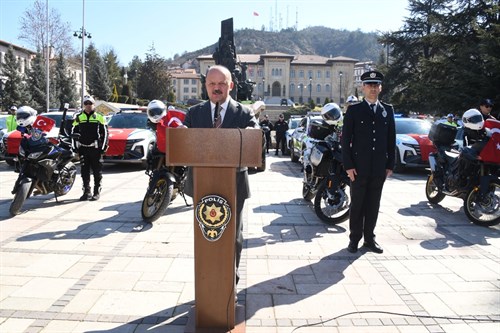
[321,102,343,125]
[147,100,166,124]
[462,108,484,131]
[346,95,358,104]
[83,95,95,105]
[15,106,38,127]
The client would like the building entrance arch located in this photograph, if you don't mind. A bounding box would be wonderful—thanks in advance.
[272,81,281,97]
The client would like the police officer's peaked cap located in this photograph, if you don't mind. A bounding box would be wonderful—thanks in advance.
[361,70,384,84]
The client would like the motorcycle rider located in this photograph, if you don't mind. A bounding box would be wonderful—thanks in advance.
[72,95,109,201]
[478,99,496,121]
[462,108,486,148]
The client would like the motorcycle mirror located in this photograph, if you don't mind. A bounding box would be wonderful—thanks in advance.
[63,103,69,110]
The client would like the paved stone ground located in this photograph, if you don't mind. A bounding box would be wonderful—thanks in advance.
[0,155,499,333]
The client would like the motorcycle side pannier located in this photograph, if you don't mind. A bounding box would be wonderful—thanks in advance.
[309,120,331,140]
[429,122,457,146]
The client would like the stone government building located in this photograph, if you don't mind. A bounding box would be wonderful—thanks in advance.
[171,52,367,105]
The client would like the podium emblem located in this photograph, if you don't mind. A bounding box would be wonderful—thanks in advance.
[195,195,232,241]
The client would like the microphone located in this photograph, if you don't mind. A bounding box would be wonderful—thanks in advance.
[213,102,220,128]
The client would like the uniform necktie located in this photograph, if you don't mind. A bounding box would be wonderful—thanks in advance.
[213,105,222,128]
[370,104,376,114]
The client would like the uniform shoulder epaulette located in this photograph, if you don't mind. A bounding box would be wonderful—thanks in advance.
[380,101,393,107]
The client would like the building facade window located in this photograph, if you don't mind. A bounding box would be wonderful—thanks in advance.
[191,87,197,93]
[191,79,196,84]
[316,84,321,93]
[290,69,295,78]
[183,79,189,85]
[308,70,313,79]
[290,83,295,93]
[183,87,189,93]
[317,70,321,79]
[299,70,304,78]
[326,70,330,78]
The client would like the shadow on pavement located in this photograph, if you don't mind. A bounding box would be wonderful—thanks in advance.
[83,249,360,333]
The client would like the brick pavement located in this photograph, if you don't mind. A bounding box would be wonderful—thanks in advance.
[0,156,499,333]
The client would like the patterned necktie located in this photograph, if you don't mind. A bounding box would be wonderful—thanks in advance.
[213,105,222,128]
[370,104,376,114]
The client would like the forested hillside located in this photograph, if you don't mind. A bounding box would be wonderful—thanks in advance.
[169,26,383,68]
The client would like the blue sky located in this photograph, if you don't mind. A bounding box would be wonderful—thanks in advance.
[1,0,410,66]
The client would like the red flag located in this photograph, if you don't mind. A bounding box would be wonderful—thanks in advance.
[33,115,56,133]
[253,11,259,16]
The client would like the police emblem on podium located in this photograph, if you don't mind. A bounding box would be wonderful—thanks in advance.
[195,194,232,241]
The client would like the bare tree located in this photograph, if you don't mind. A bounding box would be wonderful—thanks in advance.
[18,0,74,55]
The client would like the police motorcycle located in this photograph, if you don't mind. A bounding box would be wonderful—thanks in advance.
[9,106,77,216]
[302,103,351,224]
[425,109,500,226]
[141,101,190,223]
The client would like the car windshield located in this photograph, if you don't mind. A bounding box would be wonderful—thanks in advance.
[0,117,7,129]
[289,119,302,129]
[395,119,431,135]
[108,113,148,129]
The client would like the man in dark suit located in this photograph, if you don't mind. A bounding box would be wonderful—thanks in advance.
[183,65,260,284]
[341,70,396,254]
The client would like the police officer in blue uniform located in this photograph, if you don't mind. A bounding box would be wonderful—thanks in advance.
[341,71,396,254]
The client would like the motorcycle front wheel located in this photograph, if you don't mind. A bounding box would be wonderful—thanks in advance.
[464,182,500,227]
[141,176,174,223]
[425,174,446,204]
[10,180,32,216]
[314,179,350,224]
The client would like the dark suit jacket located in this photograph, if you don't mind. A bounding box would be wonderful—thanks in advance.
[341,100,396,177]
[183,98,260,199]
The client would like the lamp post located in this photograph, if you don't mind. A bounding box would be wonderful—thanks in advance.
[339,71,343,107]
[299,84,303,104]
[73,0,91,108]
[262,77,265,99]
[309,77,312,102]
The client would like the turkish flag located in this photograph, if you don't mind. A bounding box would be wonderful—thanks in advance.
[33,115,56,133]
[253,11,259,16]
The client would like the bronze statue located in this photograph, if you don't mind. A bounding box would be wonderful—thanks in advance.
[201,18,255,101]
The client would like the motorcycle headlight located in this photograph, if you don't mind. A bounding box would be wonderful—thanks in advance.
[28,151,43,159]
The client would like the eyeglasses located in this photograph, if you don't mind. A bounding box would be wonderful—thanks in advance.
[84,101,93,105]
[484,105,493,108]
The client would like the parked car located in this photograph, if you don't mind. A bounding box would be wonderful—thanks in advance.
[285,115,304,155]
[104,111,156,167]
[1,111,75,166]
[394,117,436,173]
[289,113,322,163]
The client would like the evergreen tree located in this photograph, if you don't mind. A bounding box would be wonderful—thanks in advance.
[2,46,30,110]
[26,52,47,111]
[54,53,78,109]
[379,0,500,115]
[138,46,170,100]
[104,49,122,93]
[86,44,112,101]
[127,56,143,98]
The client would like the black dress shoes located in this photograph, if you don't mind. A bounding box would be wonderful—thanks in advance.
[363,241,383,254]
[347,241,358,253]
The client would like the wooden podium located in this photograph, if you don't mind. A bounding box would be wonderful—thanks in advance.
[165,128,262,333]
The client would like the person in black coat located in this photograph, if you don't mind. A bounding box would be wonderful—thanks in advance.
[183,65,260,284]
[341,70,396,254]
[273,114,288,155]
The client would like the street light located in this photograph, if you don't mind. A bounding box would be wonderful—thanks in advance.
[339,71,343,107]
[309,77,312,102]
[73,0,91,108]
[262,77,265,99]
